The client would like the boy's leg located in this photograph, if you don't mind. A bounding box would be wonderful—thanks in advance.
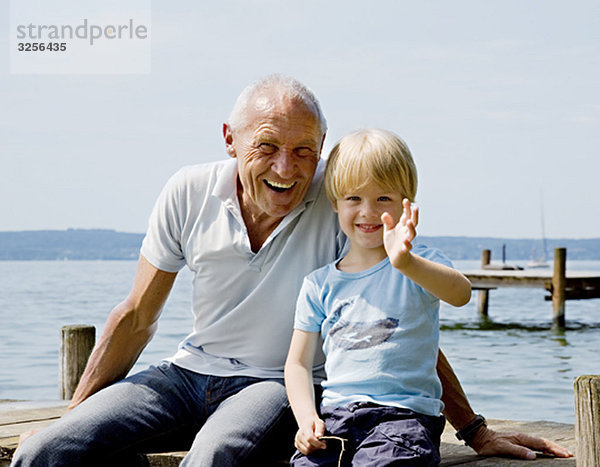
[352,406,445,467]
[11,361,203,467]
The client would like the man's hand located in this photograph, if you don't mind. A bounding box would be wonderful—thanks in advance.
[470,426,573,460]
[382,199,418,270]
[294,416,327,455]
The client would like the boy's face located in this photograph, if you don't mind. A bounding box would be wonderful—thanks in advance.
[333,183,405,254]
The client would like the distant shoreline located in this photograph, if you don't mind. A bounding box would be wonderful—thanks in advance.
[1,229,599,261]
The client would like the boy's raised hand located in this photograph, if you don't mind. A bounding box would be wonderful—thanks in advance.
[382,198,419,270]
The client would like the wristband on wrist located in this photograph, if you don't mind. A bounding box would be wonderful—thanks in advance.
[455,414,487,446]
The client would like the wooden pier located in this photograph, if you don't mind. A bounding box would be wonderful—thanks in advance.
[0,400,577,466]
[3,280,599,465]
[462,248,600,327]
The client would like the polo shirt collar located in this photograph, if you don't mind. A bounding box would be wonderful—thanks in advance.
[211,158,324,257]
[213,158,238,204]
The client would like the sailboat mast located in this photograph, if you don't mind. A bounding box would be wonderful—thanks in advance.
[540,194,548,262]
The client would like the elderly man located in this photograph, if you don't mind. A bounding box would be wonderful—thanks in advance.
[13,75,571,466]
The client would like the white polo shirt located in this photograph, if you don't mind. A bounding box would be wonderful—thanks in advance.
[141,158,346,379]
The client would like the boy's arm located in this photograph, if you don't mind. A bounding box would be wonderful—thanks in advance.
[394,251,472,306]
[284,329,327,455]
[387,201,571,459]
[382,200,471,306]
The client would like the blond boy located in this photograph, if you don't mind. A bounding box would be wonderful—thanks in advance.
[284,128,471,466]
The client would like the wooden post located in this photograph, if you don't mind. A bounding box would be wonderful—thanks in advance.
[60,325,95,400]
[574,375,600,466]
[552,248,566,329]
[477,249,491,317]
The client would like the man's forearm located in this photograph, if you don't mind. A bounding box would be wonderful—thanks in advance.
[68,302,155,409]
[68,256,176,409]
[437,348,477,430]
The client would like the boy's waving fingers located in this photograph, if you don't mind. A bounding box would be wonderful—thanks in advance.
[381,212,396,231]
[411,203,419,227]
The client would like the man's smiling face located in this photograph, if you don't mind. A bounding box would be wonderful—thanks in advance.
[224,93,325,221]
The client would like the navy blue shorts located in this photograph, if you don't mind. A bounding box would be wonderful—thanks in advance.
[290,403,445,467]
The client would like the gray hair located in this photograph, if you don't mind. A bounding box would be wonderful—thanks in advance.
[227,74,327,135]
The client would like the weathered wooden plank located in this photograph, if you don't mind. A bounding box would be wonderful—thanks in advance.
[0,402,68,452]
[465,275,551,289]
[463,270,600,283]
[0,404,68,426]
[60,325,95,400]
[574,375,600,466]
[143,451,187,466]
[0,419,67,446]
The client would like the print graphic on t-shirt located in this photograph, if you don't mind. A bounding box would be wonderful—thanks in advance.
[327,297,399,350]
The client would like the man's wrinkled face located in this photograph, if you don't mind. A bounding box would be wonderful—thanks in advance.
[224,95,325,220]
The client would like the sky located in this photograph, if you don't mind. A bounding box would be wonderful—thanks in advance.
[1,0,599,239]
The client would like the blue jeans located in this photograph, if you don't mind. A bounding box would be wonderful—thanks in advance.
[12,361,295,466]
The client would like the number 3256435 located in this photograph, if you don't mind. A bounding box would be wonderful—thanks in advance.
[17,43,67,52]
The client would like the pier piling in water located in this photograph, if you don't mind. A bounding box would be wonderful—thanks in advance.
[59,324,95,400]
[464,247,600,327]
[477,249,491,317]
[552,248,567,329]
[574,375,600,466]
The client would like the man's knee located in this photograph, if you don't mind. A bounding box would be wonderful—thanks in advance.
[181,379,294,466]
[12,427,144,467]
[11,428,75,467]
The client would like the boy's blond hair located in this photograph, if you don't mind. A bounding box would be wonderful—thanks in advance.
[325,128,418,203]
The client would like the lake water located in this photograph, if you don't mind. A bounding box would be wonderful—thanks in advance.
[1,260,599,424]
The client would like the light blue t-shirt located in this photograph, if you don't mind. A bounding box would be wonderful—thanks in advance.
[294,245,453,416]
